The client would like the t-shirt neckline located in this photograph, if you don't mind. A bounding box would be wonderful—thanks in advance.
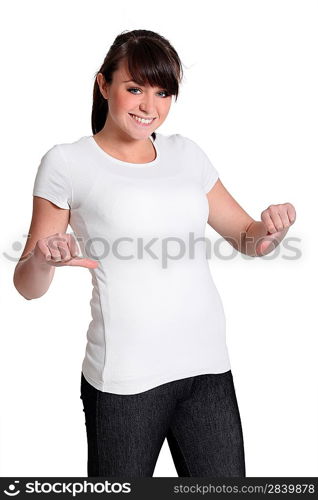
[87,134,160,168]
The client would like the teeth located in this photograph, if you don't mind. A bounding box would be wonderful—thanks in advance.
[130,114,154,124]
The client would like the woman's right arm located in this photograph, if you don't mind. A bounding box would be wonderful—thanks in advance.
[13,196,70,300]
[14,196,99,300]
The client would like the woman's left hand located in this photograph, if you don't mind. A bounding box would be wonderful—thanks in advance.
[257,202,296,255]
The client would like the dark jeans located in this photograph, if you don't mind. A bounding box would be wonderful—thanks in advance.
[80,370,246,477]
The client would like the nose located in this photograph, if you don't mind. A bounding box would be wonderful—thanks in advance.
[138,91,157,116]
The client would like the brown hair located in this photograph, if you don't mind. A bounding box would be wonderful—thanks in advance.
[91,29,184,141]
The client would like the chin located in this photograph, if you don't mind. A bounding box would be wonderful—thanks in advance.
[126,128,154,139]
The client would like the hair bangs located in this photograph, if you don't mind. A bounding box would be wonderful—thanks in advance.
[125,42,180,97]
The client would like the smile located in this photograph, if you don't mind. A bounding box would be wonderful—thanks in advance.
[129,113,156,126]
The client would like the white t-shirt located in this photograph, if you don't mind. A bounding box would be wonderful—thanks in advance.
[32,132,231,394]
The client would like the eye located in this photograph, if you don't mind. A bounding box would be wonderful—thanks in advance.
[127,87,141,95]
[127,87,170,98]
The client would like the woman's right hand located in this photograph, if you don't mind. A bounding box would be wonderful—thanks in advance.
[33,232,99,269]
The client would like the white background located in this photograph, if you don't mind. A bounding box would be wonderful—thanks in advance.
[1,0,317,477]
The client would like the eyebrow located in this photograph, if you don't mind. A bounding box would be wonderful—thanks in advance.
[122,80,163,89]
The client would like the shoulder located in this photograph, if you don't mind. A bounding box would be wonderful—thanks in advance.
[35,138,85,182]
[157,132,206,150]
[49,136,88,160]
[154,131,190,145]
[154,132,205,156]
[40,136,89,163]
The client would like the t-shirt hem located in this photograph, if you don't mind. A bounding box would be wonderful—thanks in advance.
[82,363,232,395]
[205,174,219,194]
[33,191,70,209]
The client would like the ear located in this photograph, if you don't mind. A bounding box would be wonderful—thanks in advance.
[96,73,109,100]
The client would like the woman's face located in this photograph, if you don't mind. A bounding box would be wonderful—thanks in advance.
[97,59,173,140]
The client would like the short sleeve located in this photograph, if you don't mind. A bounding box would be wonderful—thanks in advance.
[32,144,72,209]
[201,153,219,193]
[182,135,219,193]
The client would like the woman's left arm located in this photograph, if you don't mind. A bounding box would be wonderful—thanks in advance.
[206,179,296,257]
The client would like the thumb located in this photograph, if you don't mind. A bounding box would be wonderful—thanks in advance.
[65,256,99,269]
[256,234,277,256]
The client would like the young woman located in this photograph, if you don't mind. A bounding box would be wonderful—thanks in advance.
[13,29,296,478]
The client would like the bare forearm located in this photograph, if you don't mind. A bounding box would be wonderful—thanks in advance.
[242,220,288,257]
[13,251,55,300]
[240,221,267,256]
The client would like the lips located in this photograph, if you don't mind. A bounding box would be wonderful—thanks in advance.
[129,113,156,120]
[128,113,156,127]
